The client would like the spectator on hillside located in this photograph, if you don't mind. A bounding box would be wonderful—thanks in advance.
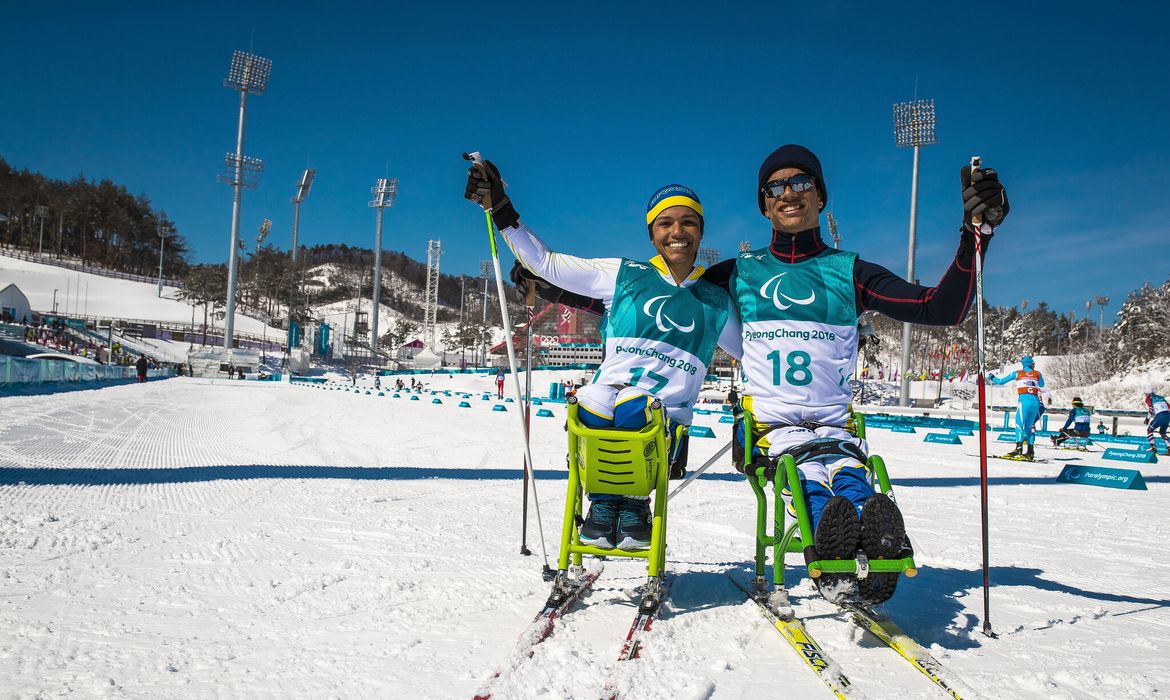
[135,354,149,383]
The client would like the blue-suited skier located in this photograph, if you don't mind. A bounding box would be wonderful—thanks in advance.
[989,356,1044,461]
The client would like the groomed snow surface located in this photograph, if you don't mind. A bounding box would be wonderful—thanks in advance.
[2,373,1167,698]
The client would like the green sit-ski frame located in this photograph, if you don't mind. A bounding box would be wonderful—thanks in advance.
[553,397,670,609]
[737,411,918,597]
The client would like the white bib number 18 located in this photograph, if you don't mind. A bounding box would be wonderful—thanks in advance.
[766,349,813,386]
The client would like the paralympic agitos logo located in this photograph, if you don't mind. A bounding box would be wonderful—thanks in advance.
[760,272,816,311]
[642,295,695,333]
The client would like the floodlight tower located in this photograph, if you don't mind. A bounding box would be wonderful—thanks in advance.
[827,212,841,248]
[698,247,721,268]
[219,49,271,351]
[1093,295,1110,340]
[257,217,271,249]
[291,168,315,264]
[738,240,752,253]
[157,222,169,297]
[368,177,399,349]
[35,205,48,256]
[423,240,442,348]
[892,98,938,406]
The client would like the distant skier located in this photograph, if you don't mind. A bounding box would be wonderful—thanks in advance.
[135,354,148,383]
[989,356,1044,460]
[1143,386,1170,455]
[1052,396,1092,447]
[495,368,505,400]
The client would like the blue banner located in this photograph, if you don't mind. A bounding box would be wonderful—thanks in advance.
[1057,465,1147,490]
[316,322,332,356]
[1102,447,1158,464]
[924,433,961,445]
[288,320,301,349]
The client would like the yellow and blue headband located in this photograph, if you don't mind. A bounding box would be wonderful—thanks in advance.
[646,184,703,225]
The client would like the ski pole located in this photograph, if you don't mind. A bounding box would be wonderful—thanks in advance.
[667,439,732,502]
[970,155,997,639]
[463,151,550,575]
[520,288,535,556]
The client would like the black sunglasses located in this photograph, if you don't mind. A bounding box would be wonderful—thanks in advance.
[761,173,816,198]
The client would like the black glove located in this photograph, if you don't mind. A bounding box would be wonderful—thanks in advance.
[508,261,607,314]
[464,159,520,229]
[960,164,1009,233]
[509,261,556,305]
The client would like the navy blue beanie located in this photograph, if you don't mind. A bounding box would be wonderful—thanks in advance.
[757,144,827,214]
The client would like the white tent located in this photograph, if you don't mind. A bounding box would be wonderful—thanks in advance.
[412,346,441,369]
[0,283,33,324]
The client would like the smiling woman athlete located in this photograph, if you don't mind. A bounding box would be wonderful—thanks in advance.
[464,161,741,551]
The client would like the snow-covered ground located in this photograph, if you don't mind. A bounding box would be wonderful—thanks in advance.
[1,372,1167,698]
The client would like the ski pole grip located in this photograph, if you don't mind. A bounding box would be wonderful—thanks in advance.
[969,155,988,233]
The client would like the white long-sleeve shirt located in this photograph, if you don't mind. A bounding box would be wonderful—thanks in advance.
[498,222,742,423]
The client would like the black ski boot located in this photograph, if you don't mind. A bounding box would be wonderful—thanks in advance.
[1005,442,1023,459]
[859,494,907,607]
[1023,444,1035,462]
[615,498,653,550]
[812,496,860,604]
[579,500,619,549]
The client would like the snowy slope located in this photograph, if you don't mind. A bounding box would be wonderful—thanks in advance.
[0,253,281,336]
[1,373,1167,698]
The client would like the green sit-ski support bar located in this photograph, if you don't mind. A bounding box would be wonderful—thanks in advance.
[553,397,672,609]
[737,411,918,598]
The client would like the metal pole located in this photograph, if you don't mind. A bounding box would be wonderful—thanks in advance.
[668,440,733,502]
[483,233,548,567]
[969,156,996,640]
[459,277,466,367]
[38,215,45,256]
[157,226,166,297]
[291,200,301,265]
[520,291,535,555]
[899,144,921,407]
[371,207,384,349]
[224,87,249,351]
[481,275,489,367]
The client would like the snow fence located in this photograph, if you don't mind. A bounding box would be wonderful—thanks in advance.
[0,355,173,387]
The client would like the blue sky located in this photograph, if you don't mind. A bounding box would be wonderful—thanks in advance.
[2,2,1166,322]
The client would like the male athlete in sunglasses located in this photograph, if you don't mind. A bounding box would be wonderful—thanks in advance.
[516,144,1009,605]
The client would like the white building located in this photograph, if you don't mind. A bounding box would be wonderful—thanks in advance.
[0,283,32,324]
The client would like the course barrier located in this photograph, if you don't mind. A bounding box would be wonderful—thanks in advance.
[1057,465,1147,490]
[1102,447,1158,464]
[924,433,962,445]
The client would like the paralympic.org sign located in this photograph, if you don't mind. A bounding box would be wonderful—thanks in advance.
[1057,465,1147,491]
